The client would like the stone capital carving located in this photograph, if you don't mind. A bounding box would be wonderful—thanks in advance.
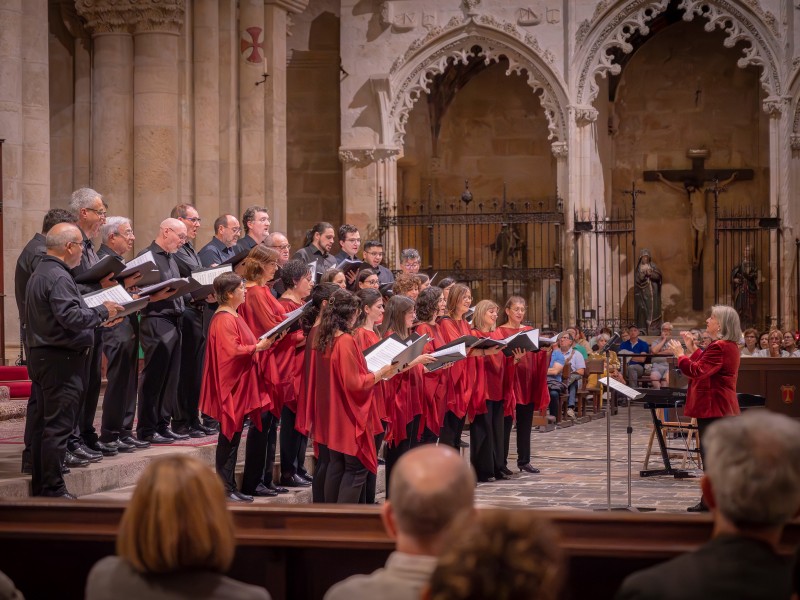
[75,0,137,34]
[131,0,185,35]
[338,147,401,166]
[571,105,598,125]
[265,0,310,15]
[762,95,790,117]
[551,141,568,158]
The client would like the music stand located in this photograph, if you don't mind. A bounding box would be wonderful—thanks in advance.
[596,377,655,512]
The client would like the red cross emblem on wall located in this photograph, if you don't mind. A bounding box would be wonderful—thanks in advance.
[782,384,796,405]
[240,26,265,63]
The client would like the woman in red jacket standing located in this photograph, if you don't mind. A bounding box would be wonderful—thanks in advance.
[668,304,742,512]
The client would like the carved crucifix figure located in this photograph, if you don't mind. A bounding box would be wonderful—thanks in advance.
[643,150,753,311]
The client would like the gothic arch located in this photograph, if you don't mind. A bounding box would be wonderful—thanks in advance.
[378,15,569,153]
[573,0,784,107]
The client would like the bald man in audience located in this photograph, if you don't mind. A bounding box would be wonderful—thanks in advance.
[615,411,800,600]
[324,445,476,600]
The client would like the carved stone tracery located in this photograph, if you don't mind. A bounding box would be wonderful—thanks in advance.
[338,147,401,166]
[574,0,783,106]
[75,0,185,35]
[386,15,568,152]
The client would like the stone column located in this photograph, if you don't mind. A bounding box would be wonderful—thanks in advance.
[75,0,136,217]
[238,0,266,222]
[1,0,51,361]
[193,0,220,232]
[263,0,308,232]
[132,1,185,248]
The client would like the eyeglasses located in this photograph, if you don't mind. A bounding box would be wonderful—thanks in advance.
[345,238,362,244]
[66,240,83,249]
[364,278,379,285]
[116,229,135,238]
[404,261,420,267]
[272,244,291,251]
[166,228,187,241]
[86,208,107,217]
[185,217,201,224]
[365,251,384,257]
[226,226,241,233]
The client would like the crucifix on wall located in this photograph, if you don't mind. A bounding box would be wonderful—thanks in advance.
[643,149,753,311]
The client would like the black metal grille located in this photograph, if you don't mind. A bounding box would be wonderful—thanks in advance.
[378,188,564,329]
[713,203,781,331]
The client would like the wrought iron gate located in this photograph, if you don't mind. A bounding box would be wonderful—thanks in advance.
[378,188,564,329]
[713,203,781,331]
[574,206,637,332]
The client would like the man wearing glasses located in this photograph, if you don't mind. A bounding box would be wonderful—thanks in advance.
[362,240,394,285]
[198,214,240,267]
[335,224,361,262]
[136,219,188,445]
[171,204,218,438]
[265,231,292,297]
[235,206,271,254]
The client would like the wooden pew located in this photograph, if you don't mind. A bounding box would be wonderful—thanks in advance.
[0,501,799,600]
[737,357,800,417]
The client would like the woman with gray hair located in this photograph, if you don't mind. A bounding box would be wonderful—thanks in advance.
[668,305,742,513]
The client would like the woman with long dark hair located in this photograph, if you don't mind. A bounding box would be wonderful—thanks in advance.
[668,304,742,512]
[314,289,396,503]
[414,286,449,444]
[199,273,274,502]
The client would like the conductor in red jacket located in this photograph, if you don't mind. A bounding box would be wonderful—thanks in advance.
[668,304,742,513]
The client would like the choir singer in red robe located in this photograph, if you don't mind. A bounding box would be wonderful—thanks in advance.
[668,304,741,513]
[199,273,276,502]
[315,289,397,503]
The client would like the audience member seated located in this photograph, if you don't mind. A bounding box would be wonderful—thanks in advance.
[619,324,649,387]
[740,327,760,357]
[323,445,475,600]
[758,330,769,352]
[783,330,800,357]
[423,510,564,600]
[648,322,673,389]
[85,455,271,600]
[759,329,789,357]
[588,333,625,388]
[615,411,800,600]
[0,571,22,600]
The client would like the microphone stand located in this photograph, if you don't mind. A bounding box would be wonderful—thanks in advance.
[600,333,619,511]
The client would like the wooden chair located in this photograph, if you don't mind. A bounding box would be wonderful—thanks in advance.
[642,411,701,470]
[581,358,606,414]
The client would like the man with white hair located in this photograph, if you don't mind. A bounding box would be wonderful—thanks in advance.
[265,231,291,297]
[136,219,188,445]
[615,411,800,599]
[324,445,476,600]
[97,217,149,453]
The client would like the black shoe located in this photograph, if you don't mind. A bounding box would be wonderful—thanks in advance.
[266,481,290,494]
[69,445,103,462]
[477,476,496,483]
[377,457,385,466]
[298,472,313,483]
[87,440,118,457]
[187,427,206,438]
[111,438,136,453]
[61,465,70,474]
[251,484,278,497]
[494,472,510,481]
[519,463,540,474]
[157,427,189,441]
[687,500,709,513]
[280,474,312,487]
[458,440,469,448]
[201,421,219,434]
[142,433,175,445]
[21,462,32,475]
[64,451,90,468]
[121,436,151,449]
[42,491,77,500]
[500,466,513,476]
[227,491,254,503]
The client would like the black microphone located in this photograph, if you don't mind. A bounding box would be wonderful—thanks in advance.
[605,332,621,351]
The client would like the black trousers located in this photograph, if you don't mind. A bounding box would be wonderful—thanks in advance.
[279,406,307,477]
[173,306,206,430]
[384,415,420,499]
[469,413,494,480]
[365,426,386,504]
[503,414,513,467]
[548,388,560,417]
[516,403,535,466]
[696,417,718,504]
[241,411,278,494]
[137,317,182,438]
[28,347,88,496]
[485,400,505,476]
[438,410,465,451]
[326,450,369,504]
[312,444,330,503]
[216,430,243,492]
[100,317,139,442]
[75,330,103,446]
[20,335,40,469]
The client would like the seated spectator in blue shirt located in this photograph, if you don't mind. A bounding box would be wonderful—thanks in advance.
[619,324,649,387]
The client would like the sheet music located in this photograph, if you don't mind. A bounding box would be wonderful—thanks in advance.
[364,337,407,373]
[191,265,232,286]
[259,301,311,340]
[125,250,155,269]
[430,343,466,359]
[598,377,646,400]
[83,285,134,308]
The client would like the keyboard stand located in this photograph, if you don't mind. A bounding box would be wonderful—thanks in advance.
[639,402,695,479]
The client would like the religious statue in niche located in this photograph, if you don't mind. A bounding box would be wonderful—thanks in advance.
[634,248,663,334]
[491,223,526,268]
[731,245,759,328]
